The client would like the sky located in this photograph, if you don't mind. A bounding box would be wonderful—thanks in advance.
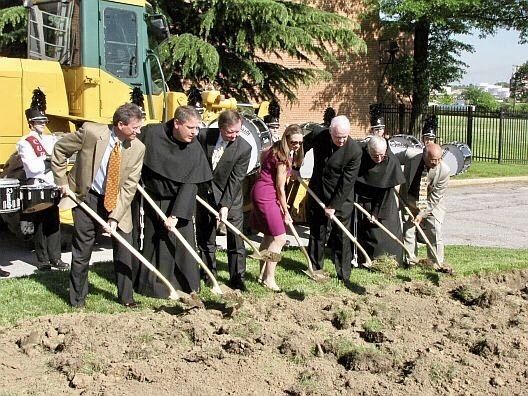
[455,29,527,86]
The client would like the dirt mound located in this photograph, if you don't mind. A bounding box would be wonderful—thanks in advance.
[1,270,528,395]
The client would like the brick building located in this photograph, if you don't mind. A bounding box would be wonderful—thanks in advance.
[270,2,384,139]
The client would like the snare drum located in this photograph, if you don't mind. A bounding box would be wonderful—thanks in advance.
[388,134,424,155]
[0,178,21,213]
[20,184,61,213]
[441,142,472,176]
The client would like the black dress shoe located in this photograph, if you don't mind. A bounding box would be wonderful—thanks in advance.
[50,258,70,270]
[229,278,247,292]
[51,258,70,270]
[122,301,141,308]
[37,261,52,271]
[0,268,10,277]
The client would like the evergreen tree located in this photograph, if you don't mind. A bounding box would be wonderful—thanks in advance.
[152,0,366,103]
[1,0,366,104]
[0,4,26,57]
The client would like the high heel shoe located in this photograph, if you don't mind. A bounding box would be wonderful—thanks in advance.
[260,279,281,293]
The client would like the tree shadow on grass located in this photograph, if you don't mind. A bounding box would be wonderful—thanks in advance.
[424,271,440,286]
[32,262,118,306]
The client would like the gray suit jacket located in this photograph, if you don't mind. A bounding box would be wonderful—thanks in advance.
[51,122,145,233]
[395,148,450,222]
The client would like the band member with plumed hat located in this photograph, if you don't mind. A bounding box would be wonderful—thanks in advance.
[17,89,67,271]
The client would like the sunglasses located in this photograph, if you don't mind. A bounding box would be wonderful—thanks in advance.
[289,140,303,144]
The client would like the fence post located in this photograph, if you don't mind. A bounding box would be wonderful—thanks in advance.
[498,108,504,164]
[466,106,473,148]
[398,103,405,134]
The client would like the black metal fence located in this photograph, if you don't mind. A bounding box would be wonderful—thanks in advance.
[380,104,528,164]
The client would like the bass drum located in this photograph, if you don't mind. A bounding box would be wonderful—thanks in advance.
[298,122,326,179]
[388,134,424,155]
[208,114,272,175]
[441,142,472,176]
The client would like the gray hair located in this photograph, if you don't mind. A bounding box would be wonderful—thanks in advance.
[367,135,387,153]
[329,115,350,134]
[112,103,144,126]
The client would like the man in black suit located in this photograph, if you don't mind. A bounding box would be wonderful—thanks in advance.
[196,110,251,291]
[303,115,362,283]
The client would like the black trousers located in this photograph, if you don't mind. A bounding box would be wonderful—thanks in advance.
[32,205,61,263]
[69,190,135,306]
[196,203,246,282]
[307,196,352,281]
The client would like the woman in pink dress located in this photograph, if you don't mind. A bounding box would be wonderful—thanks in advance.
[251,124,304,291]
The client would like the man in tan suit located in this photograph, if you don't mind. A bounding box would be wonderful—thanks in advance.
[52,103,145,308]
[395,143,450,265]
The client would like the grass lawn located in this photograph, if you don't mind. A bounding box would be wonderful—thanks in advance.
[453,161,528,179]
[1,245,528,328]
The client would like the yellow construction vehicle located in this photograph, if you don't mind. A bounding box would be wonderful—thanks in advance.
[0,0,271,235]
[0,0,191,166]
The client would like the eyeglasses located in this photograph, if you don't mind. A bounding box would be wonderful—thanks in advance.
[33,120,48,125]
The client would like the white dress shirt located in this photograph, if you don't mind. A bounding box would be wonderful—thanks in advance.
[211,134,228,170]
[91,129,120,195]
[16,130,57,185]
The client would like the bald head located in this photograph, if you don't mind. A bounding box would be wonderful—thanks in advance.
[367,135,387,163]
[424,143,443,169]
[330,115,350,147]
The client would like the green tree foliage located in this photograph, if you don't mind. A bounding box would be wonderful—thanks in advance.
[152,0,366,102]
[376,0,528,128]
[1,1,366,104]
[510,61,528,102]
[0,5,26,57]
[462,87,500,111]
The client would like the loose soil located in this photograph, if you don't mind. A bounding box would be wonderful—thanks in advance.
[1,270,528,395]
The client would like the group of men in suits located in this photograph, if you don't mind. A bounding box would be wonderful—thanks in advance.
[50,104,251,307]
[44,100,447,306]
[303,115,449,283]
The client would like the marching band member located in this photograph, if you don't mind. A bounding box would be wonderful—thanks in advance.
[17,101,67,271]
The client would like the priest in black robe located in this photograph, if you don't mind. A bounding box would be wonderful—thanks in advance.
[354,135,406,266]
[135,106,212,297]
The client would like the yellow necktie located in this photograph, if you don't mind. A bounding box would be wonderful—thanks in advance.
[104,141,121,212]
[417,167,429,211]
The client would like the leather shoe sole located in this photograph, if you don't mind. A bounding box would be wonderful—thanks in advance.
[122,301,141,308]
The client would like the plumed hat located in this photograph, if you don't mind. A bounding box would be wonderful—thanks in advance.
[369,103,385,128]
[323,107,336,127]
[422,115,438,138]
[26,88,48,122]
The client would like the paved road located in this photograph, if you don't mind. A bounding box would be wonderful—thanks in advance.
[444,181,528,249]
[1,180,527,278]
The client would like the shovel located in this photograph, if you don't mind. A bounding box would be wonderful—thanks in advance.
[287,222,327,282]
[394,190,445,269]
[137,185,239,298]
[196,195,263,260]
[65,191,183,301]
[297,177,372,267]
[353,201,417,263]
